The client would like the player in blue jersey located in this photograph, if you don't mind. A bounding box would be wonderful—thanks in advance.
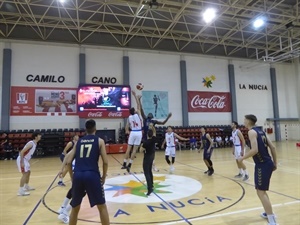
[198,127,214,176]
[59,119,110,225]
[238,114,278,225]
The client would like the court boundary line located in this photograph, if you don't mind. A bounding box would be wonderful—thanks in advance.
[23,174,58,225]
[111,155,193,225]
[159,200,300,225]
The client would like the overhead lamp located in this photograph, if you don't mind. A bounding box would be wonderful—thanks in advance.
[253,18,265,29]
[203,8,216,23]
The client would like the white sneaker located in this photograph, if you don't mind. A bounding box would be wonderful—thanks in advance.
[17,190,30,196]
[169,165,175,173]
[153,167,159,172]
[261,212,277,219]
[57,206,65,214]
[25,186,35,191]
[58,213,69,224]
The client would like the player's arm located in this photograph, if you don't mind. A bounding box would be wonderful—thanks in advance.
[240,130,258,161]
[266,135,277,171]
[59,144,76,175]
[125,119,130,134]
[99,138,108,185]
[206,134,213,152]
[155,113,172,125]
[174,133,189,141]
[63,141,72,155]
[237,130,246,156]
[132,90,141,114]
[137,95,147,120]
[161,138,166,149]
[19,142,33,167]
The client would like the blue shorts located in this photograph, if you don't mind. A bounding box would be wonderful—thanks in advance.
[254,160,274,191]
[203,148,213,160]
[70,171,105,207]
[60,154,65,162]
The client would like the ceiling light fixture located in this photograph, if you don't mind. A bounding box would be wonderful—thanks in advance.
[253,18,265,29]
[203,8,216,23]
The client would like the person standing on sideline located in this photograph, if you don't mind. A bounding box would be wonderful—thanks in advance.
[140,127,157,196]
[238,114,278,225]
[231,121,249,181]
[59,119,110,225]
[16,131,42,196]
[161,126,189,173]
[198,127,214,176]
[121,90,143,173]
[137,94,172,172]
[58,134,79,186]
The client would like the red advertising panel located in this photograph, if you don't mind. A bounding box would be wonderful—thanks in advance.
[187,91,231,112]
[10,86,77,116]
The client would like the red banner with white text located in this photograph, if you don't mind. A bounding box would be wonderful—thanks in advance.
[187,91,231,112]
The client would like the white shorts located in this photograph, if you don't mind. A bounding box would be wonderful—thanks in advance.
[234,146,244,159]
[17,156,30,173]
[128,131,142,146]
[165,146,176,157]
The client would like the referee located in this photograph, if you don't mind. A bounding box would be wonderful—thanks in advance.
[141,127,157,196]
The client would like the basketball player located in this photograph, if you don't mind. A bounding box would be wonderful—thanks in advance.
[198,127,214,176]
[16,131,42,196]
[138,94,172,171]
[231,121,249,181]
[140,128,157,196]
[238,114,278,225]
[121,90,143,173]
[59,119,109,225]
[58,134,79,186]
[161,126,189,173]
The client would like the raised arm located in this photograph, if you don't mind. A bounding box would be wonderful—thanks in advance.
[155,113,172,125]
[131,90,141,114]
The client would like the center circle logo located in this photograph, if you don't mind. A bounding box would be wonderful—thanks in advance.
[104,174,202,203]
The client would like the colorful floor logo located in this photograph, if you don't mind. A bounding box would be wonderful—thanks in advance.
[104,174,202,203]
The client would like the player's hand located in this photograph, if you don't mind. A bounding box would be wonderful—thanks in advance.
[185,138,189,141]
[168,112,172,117]
[197,149,201,153]
[240,150,244,157]
[101,175,107,185]
[58,170,64,178]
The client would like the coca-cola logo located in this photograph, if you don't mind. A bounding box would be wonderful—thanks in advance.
[191,95,226,109]
[108,112,122,117]
[88,112,103,117]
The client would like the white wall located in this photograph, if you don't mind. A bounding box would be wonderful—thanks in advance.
[85,48,124,133]
[186,56,231,125]
[129,51,182,125]
[0,41,4,125]
[233,61,273,127]
[10,43,80,129]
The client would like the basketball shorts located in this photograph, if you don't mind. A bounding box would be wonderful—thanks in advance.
[17,156,30,173]
[234,145,244,159]
[254,160,274,191]
[71,171,105,208]
[60,153,65,162]
[128,131,142,146]
[203,148,213,160]
[165,146,176,157]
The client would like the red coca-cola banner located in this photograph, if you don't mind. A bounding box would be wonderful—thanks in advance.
[187,91,231,112]
[79,110,130,118]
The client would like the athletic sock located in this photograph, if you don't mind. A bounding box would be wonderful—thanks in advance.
[64,204,72,215]
[129,159,133,164]
[62,197,70,207]
[239,169,243,175]
[59,177,63,182]
[267,214,277,225]
[243,169,248,176]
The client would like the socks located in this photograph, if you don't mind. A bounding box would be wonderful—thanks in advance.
[59,177,63,182]
[64,204,72,215]
[239,169,243,175]
[267,214,277,225]
[62,197,70,208]
[243,169,248,176]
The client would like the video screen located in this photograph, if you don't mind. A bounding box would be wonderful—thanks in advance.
[77,85,131,118]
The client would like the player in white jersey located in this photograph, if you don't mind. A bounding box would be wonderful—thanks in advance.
[122,90,143,173]
[161,126,189,173]
[16,132,42,196]
[231,121,249,181]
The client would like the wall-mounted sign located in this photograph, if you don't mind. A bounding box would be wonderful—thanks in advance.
[239,84,268,90]
[26,74,65,83]
[91,76,117,84]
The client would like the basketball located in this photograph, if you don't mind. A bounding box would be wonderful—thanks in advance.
[136,83,144,90]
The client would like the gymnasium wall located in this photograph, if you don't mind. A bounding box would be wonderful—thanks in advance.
[9,43,79,129]
[186,56,231,125]
[0,42,3,124]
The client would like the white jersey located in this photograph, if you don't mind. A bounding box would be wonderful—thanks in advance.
[165,132,176,147]
[128,114,143,131]
[22,141,37,161]
[232,129,241,146]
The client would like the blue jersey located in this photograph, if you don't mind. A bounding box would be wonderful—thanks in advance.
[143,118,157,139]
[201,133,211,150]
[250,127,272,164]
[74,135,100,173]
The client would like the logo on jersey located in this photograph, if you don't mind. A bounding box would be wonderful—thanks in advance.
[16,92,28,104]
[104,174,202,203]
[202,75,216,88]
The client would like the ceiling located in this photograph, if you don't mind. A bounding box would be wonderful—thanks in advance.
[0,0,300,61]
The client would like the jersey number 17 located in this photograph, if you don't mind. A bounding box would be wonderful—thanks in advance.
[80,144,92,158]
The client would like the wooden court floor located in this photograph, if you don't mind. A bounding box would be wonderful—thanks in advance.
[0,141,299,225]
